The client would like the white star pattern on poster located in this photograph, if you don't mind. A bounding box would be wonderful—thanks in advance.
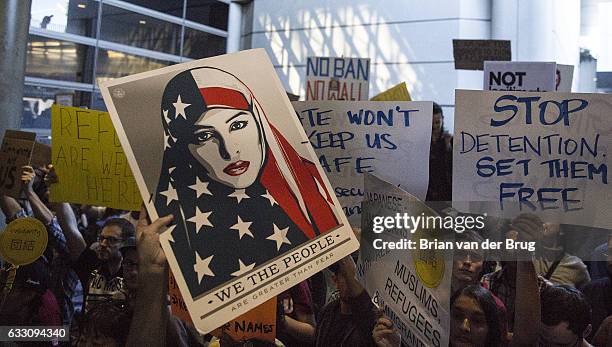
[193,252,214,283]
[230,259,256,277]
[189,177,212,198]
[160,182,179,205]
[228,189,250,204]
[173,95,191,119]
[230,215,254,239]
[261,190,277,206]
[165,224,176,243]
[187,207,213,234]
[266,224,291,250]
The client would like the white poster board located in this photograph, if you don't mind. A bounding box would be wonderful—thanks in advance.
[357,173,452,347]
[293,101,432,226]
[556,64,574,92]
[305,57,370,101]
[99,49,359,333]
[483,61,556,92]
[453,90,612,229]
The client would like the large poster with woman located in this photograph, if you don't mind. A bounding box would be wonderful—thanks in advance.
[99,49,359,333]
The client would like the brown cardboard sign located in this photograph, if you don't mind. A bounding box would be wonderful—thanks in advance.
[0,131,36,197]
[452,39,511,70]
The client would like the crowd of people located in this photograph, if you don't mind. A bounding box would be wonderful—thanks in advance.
[0,103,610,347]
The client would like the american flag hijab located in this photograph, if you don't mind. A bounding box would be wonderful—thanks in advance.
[155,67,340,298]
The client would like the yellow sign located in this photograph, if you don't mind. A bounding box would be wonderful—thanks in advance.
[50,105,142,211]
[370,82,412,101]
[0,217,48,266]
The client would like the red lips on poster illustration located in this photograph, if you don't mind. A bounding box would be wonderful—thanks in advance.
[223,160,250,176]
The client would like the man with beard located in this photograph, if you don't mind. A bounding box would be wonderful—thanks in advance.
[580,233,612,343]
[73,217,134,312]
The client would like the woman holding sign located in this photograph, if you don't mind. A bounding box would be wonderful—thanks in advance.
[154,67,340,296]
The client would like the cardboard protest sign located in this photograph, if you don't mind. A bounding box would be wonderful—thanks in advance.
[305,56,370,101]
[0,217,48,266]
[484,61,557,92]
[50,105,142,211]
[453,39,511,70]
[0,130,45,197]
[370,82,412,101]
[453,90,612,229]
[212,297,276,343]
[357,173,452,347]
[293,101,432,226]
[99,48,359,333]
[556,64,574,92]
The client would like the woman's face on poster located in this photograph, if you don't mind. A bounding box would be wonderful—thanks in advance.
[188,108,263,188]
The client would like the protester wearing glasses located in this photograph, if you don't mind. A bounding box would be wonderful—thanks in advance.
[73,217,134,312]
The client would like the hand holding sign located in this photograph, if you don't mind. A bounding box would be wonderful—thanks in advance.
[508,213,544,244]
[136,205,174,276]
[372,316,401,347]
[20,166,36,193]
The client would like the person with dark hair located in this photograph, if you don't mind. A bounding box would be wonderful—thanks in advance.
[118,236,205,347]
[72,217,135,312]
[426,102,453,202]
[450,285,502,346]
[580,234,612,343]
[539,284,593,346]
[1,166,86,326]
[0,260,61,329]
[314,256,378,347]
[374,258,540,346]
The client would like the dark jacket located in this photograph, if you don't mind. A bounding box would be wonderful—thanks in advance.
[314,291,377,347]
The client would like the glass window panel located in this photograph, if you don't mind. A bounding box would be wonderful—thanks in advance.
[182,28,226,59]
[95,48,171,84]
[31,0,98,37]
[186,0,228,31]
[100,4,181,55]
[22,85,92,132]
[122,0,184,18]
[26,35,95,83]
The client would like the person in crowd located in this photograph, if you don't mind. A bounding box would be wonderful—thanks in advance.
[73,299,132,347]
[580,233,612,343]
[276,280,316,346]
[118,235,205,347]
[426,102,453,202]
[585,233,611,281]
[122,206,174,346]
[1,166,85,326]
[72,217,134,312]
[539,284,594,347]
[451,231,487,294]
[592,315,612,346]
[0,260,61,329]
[451,230,509,339]
[314,256,377,347]
[533,223,591,288]
[374,219,541,347]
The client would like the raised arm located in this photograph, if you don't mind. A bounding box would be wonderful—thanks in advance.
[43,165,87,261]
[0,194,23,221]
[21,166,53,225]
[126,206,174,347]
[508,214,541,346]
